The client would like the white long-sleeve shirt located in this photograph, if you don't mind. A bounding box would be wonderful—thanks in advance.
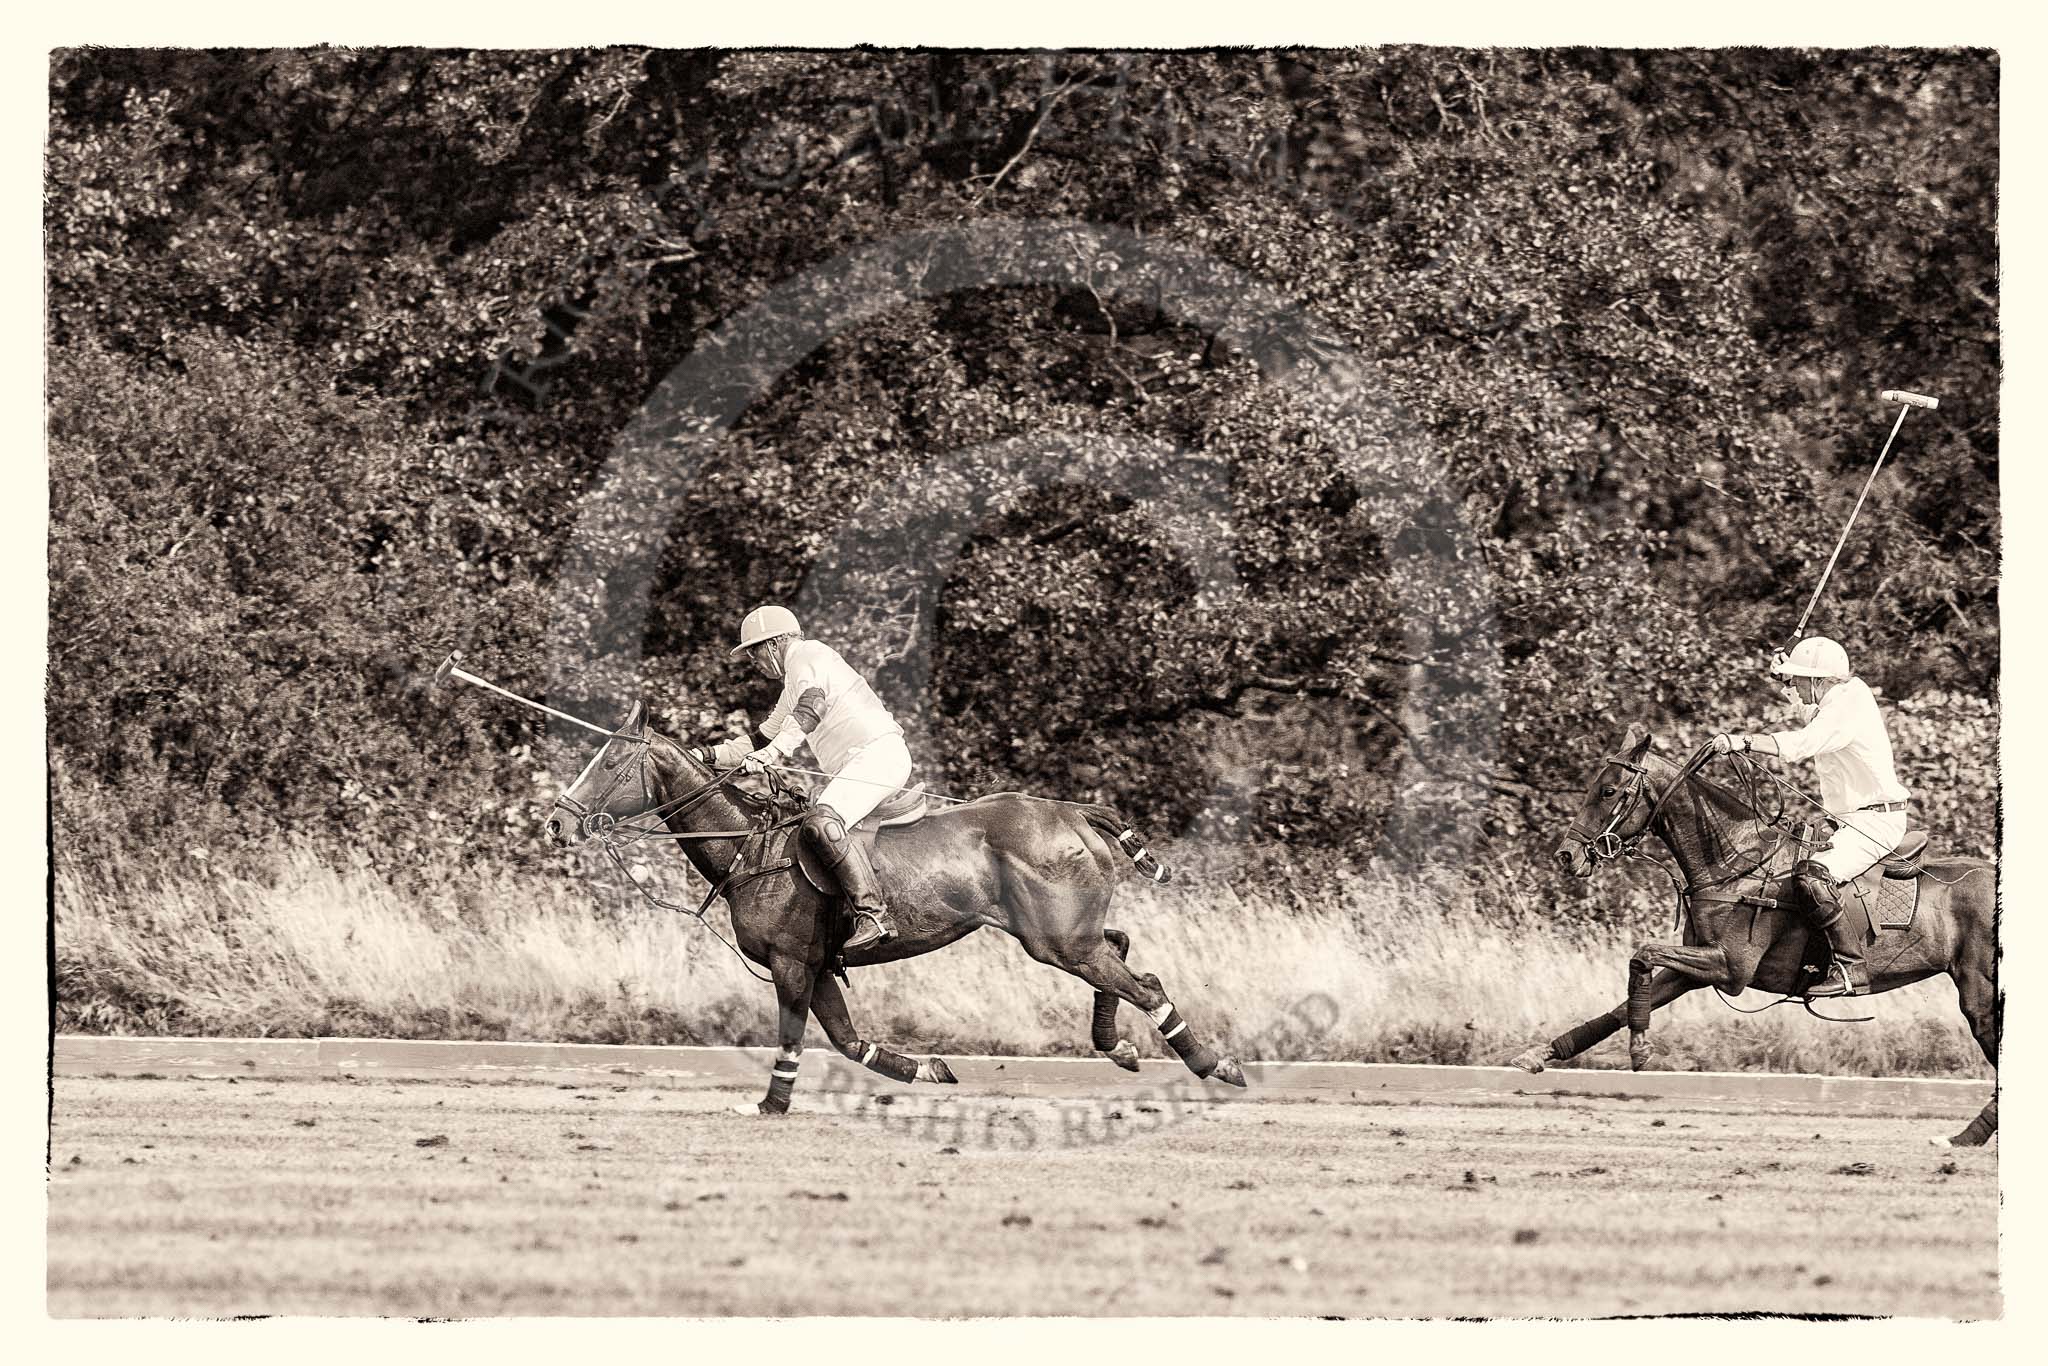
[721,639,900,775]
[1765,676,1910,816]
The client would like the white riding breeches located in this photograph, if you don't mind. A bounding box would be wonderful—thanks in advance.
[817,734,913,827]
[1814,809,1910,883]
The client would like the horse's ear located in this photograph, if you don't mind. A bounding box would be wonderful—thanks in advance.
[624,700,646,737]
[1620,723,1653,760]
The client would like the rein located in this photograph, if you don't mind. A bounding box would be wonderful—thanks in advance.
[595,831,783,984]
[556,731,810,986]
[1567,742,1896,1023]
[1568,744,1797,887]
[554,740,748,844]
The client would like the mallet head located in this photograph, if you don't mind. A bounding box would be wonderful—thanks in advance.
[433,651,461,688]
[1880,389,1939,410]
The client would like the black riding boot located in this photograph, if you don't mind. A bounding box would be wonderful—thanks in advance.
[1796,859,1868,997]
[804,804,897,952]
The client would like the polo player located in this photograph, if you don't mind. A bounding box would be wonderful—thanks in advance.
[1710,636,1912,996]
[707,605,908,951]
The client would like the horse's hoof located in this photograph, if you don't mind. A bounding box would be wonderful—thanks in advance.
[1208,1056,1248,1088]
[736,1102,776,1117]
[1929,1135,1956,1149]
[1508,1046,1551,1074]
[1628,1042,1652,1072]
[1102,1040,1142,1073]
[917,1056,958,1085]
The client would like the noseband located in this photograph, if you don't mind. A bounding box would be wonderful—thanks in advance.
[552,736,653,839]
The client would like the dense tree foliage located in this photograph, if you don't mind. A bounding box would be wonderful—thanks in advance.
[47,48,1999,883]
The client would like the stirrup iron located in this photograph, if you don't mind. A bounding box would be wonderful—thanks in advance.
[845,907,895,950]
[1806,960,1866,999]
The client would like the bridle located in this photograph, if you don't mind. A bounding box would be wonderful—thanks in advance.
[552,732,749,845]
[1566,753,1655,866]
[550,729,800,985]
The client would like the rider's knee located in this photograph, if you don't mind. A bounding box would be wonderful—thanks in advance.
[1795,859,1841,903]
[801,804,848,846]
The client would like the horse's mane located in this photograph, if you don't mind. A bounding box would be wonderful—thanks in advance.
[646,728,796,820]
[1644,747,1799,876]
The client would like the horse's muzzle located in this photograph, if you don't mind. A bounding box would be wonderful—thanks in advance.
[1555,844,1591,878]
[543,814,573,847]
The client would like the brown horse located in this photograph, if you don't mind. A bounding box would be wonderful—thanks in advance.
[542,703,1247,1114]
[1510,725,1998,1147]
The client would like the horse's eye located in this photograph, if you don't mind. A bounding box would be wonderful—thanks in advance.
[1600,785,1617,799]
[601,752,620,770]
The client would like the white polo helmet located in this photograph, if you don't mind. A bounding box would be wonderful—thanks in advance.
[1773,636,1850,679]
[731,604,800,657]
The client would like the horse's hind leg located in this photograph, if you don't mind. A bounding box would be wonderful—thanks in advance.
[1510,968,1703,1072]
[809,971,958,1087]
[1091,929,1141,1073]
[1944,940,1999,1147]
[1049,937,1245,1088]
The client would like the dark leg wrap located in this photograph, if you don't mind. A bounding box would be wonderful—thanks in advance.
[1952,1096,1998,1148]
[1157,1005,1218,1078]
[761,1059,799,1115]
[1626,960,1655,1036]
[857,1042,920,1084]
[1092,994,1122,1053]
[1552,1009,1626,1063]
[1092,930,1132,1052]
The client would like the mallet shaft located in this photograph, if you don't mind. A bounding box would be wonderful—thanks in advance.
[445,663,616,737]
[1791,389,1933,642]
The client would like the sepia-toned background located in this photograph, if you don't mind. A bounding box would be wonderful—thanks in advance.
[46,49,1998,1071]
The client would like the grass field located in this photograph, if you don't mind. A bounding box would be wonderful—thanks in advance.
[47,1070,1999,1318]
[54,843,1990,1078]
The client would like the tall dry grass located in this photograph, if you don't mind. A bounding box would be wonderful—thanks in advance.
[53,843,1987,1078]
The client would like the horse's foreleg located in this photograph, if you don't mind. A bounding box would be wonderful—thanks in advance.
[1510,969,1703,1073]
[1625,943,1729,1072]
[1091,929,1140,1072]
[757,952,819,1116]
[809,971,958,1086]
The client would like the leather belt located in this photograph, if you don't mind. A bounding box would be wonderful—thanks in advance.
[1857,800,1911,814]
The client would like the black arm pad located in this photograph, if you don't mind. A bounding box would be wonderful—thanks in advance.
[790,686,828,733]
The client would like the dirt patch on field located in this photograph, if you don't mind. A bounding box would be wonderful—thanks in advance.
[47,1074,1998,1318]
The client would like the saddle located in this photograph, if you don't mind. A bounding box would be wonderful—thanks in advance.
[1811,833,1936,987]
[1844,847,1929,934]
[1825,827,1932,935]
[1718,830,1935,987]
[791,783,931,899]
[1881,829,1931,877]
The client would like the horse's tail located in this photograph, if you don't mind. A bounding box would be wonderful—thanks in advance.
[1077,805,1172,885]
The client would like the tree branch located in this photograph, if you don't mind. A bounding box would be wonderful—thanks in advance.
[968,75,1084,208]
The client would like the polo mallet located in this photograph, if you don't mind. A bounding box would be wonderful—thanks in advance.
[1788,388,1940,647]
[431,651,616,737]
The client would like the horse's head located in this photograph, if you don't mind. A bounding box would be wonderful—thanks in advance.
[1555,724,1657,877]
[542,701,658,848]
